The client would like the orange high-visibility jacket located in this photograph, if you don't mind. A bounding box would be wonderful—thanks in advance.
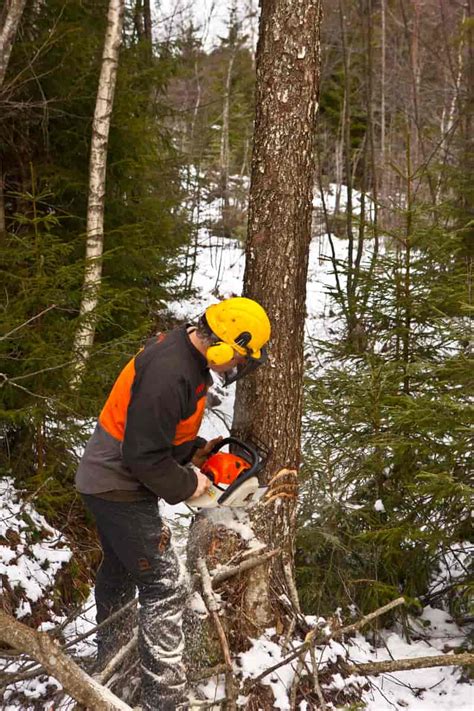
[76,326,211,504]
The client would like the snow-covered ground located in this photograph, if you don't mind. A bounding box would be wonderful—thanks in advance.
[0,477,72,618]
[1,191,472,709]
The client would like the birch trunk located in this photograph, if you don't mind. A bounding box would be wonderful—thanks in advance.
[220,48,235,223]
[220,3,239,234]
[0,0,28,236]
[0,0,27,87]
[71,0,124,386]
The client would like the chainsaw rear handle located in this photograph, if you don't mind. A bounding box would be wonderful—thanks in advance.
[209,437,262,505]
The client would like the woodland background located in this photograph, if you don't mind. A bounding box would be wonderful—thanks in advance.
[0,0,472,708]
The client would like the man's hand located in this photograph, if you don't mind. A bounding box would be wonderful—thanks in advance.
[189,470,213,500]
[191,436,223,469]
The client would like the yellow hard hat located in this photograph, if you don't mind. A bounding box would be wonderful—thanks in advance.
[205,297,271,359]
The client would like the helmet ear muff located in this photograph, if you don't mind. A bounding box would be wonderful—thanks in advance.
[206,341,235,366]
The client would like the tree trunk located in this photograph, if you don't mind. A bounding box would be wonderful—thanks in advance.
[71,0,124,387]
[0,0,27,87]
[232,0,322,628]
[143,0,152,44]
[220,48,235,227]
[0,0,28,237]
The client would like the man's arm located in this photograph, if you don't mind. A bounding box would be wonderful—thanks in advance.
[121,377,199,504]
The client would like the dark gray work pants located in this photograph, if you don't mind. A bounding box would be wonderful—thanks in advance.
[82,494,187,711]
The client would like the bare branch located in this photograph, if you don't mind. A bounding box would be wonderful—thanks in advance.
[345,652,474,676]
[250,596,406,686]
[211,549,281,587]
[95,629,139,686]
[0,610,132,710]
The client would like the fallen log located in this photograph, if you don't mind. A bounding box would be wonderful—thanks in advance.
[0,610,132,710]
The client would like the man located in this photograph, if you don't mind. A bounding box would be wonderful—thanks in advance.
[76,296,271,711]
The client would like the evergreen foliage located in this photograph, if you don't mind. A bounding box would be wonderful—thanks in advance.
[0,0,190,525]
[297,189,473,621]
[296,1,472,624]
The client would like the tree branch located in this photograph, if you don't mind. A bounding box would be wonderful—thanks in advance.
[95,628,138,686]
[0,611,132,710]
[250,596,406,685]
[345,651,474,676]
[211,549,281,587]
[197,557,237,710]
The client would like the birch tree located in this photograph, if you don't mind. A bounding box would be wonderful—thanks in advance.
[0,0,27,87]
[71,0,125,386]
[0,0,28,234]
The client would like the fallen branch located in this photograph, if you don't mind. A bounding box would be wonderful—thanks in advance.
[1,597,138,687]
[310,645,327,710]
[95,628,139,685]
[345,651,474,676]
[0,611,132,710]
[197,557,237,710]
[334,597,406,637]
[65,597,137,651]
[250,596,406,686]
[190,663,228,683]
[197,558,232,669]
[289,654,306,709]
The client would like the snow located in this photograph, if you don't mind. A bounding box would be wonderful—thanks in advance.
[0,477,72,612]
[196,613,472,711]
[238,632,295,709]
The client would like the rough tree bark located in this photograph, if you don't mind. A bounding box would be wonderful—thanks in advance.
[187,3,322,673]
[71,0,125,386]
[231,0,322,628]
[186,1,321,701]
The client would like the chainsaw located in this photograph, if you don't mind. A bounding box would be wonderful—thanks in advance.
[186,437,268,509]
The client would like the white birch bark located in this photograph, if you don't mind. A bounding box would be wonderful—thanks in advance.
[71,0,125,386]
[0,0,27,87]
[437,6,467,202]
[220,3,239,218]
[0,0,28,235]
[380,0,386,200]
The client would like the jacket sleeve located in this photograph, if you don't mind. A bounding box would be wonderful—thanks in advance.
[121,374,198,504]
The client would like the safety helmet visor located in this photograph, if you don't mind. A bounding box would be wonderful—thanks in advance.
[222,345,268,386]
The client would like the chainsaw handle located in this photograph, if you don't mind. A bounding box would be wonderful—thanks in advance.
[209,436,258,467]
[215,438,261,505]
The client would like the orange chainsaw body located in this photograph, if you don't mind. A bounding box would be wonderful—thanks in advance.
[201,452,251,486]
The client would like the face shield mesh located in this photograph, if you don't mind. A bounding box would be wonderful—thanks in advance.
[222,346,268,386]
